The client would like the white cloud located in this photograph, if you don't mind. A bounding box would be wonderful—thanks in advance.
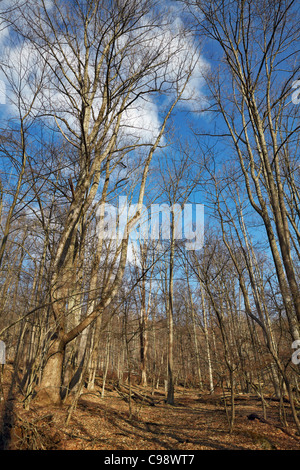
[121,97,161,144]
[0,1,208,142]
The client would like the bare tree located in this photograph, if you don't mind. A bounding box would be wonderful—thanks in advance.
[185,0,300,342]
[2,0,200,403]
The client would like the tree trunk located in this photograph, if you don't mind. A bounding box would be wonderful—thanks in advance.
[166,228,175,405]
[201,283,214,394]
[187,275,203,390]
[37,336,65,405]
[139,305,148,387]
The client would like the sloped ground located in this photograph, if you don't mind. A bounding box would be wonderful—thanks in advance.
[1,366,300,451]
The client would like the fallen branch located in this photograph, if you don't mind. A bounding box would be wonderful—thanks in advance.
[114,382,156,406]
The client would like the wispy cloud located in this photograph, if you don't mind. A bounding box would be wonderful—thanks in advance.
[0,1,208,142]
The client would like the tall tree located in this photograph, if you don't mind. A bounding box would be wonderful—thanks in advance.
[3,0,199,403]
[185,0,300,342]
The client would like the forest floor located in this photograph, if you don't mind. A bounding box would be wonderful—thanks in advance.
[1,365,300,451]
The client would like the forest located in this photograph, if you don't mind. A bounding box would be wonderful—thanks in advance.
[0,0,300,452]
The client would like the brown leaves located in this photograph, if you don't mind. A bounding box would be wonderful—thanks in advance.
[1,374,300,450]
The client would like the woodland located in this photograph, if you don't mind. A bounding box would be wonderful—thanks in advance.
[0,0,300,452]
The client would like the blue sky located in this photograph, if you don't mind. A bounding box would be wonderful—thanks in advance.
[0,0,282,271]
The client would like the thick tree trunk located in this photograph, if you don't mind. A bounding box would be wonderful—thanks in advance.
[37,336,65,405]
